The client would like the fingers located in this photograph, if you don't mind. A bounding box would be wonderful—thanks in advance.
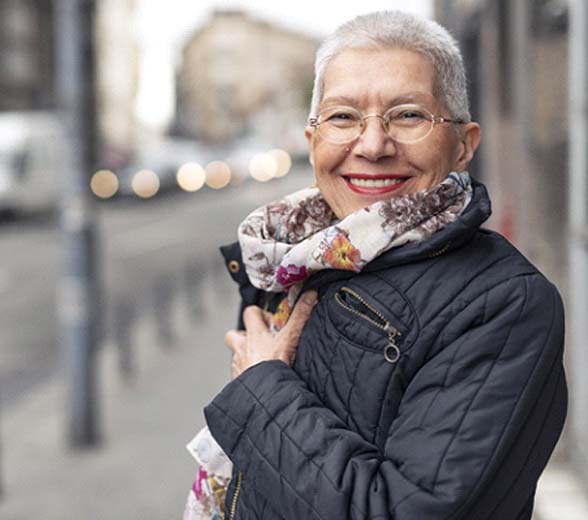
[283,290,317,337]
[243,305,271,332]
[224,329,246,351]
[235,292,317,349]
[261,309,274,326]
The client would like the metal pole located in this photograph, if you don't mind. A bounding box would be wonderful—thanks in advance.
[568,0,588,472]
[511,0,531,253]
[54,0,101,447]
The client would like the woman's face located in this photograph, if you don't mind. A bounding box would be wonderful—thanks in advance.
[305,48,480,219]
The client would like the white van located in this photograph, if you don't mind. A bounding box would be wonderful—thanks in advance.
[0,111,64,215]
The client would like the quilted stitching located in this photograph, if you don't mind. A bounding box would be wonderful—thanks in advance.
[205,180,567,520]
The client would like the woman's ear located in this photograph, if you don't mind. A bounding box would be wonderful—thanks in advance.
[305,126,314,166]
[454,122,481,171]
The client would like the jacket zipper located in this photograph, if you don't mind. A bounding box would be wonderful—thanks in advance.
[334,287,402,363]
[428,241,451,258]
[229,471,242,520]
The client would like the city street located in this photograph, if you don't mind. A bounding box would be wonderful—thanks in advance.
[1,168,587,519]
[1,1,587,518]
[0,169,313,409]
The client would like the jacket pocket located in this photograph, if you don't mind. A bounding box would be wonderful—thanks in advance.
[334,286,402,363]
[327,282,417,361]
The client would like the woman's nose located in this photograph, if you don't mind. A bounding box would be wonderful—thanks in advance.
[353,116,397,160]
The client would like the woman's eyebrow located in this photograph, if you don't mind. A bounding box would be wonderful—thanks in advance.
[388,92,434,105]
[319,95,358,107]
[320,92,435,109]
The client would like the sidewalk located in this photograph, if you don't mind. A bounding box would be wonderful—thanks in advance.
[0,273,234,520]
[535,460,588,520]
[1,275,587,519]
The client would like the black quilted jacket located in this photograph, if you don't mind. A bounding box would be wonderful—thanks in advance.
[206,179,567,520]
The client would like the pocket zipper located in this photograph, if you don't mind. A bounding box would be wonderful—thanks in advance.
[334,287,402,363]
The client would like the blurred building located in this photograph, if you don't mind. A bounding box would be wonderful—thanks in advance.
[96,0,141,166]
[437,0,568,285]
[175,9,319,148]
[0,0,55,111]
[0,0,140,165]
[436,0,588,498]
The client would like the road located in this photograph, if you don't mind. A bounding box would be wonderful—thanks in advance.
[0,168,313,408]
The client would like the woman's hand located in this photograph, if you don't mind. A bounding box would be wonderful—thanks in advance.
[224,290,318,379]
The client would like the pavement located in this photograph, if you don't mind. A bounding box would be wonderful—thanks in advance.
[535,459,588,520]
[0,268,234,520]
[1,251,587,519]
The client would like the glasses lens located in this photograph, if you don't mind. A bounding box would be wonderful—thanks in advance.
[317,107,361,143]
[384,105,433,143]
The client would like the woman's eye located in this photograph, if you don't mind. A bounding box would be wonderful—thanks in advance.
[399,110,424,119]
[329,112,354,121]
[387,108,427,125]
[323,111,358,126]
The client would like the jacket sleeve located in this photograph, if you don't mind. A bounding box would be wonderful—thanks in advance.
[204,273,567,520]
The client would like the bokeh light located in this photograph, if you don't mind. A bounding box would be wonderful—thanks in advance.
[177,162,206,192]
[205,161,231,189]
[131,169,160,198]
[249,153,277,182]
[268,149,292,178]
[90,169,119,199]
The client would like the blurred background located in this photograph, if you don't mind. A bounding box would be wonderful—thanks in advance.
[0,0,586,519]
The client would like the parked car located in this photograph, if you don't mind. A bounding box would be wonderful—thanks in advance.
[0,112,64,216]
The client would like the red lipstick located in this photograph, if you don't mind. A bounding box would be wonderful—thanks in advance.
[343,173,409,195]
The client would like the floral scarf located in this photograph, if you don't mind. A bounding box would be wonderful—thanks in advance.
[239,171,472,328]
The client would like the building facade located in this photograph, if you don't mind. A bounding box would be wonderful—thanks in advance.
[436,0,588,497]
[95,0,141,165]
[0,0,140,165]
[0,0,55,111]
[175,9,318,148]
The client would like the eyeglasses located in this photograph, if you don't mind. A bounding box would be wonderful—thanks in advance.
[308,104,466,145]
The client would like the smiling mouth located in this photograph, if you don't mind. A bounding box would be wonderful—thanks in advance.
[343,175,410,194]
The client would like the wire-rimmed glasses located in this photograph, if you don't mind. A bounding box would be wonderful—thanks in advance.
[308,104,466,145]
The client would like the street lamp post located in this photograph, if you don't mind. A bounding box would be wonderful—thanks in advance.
[54,0,101,447]
[569,0,588,475]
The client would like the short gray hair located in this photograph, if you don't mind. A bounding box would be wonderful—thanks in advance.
[309,11,471,122]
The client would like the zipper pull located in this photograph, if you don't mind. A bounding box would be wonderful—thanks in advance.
[384,327,401,364]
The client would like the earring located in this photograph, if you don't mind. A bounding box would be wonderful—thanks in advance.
[344,146,351,152]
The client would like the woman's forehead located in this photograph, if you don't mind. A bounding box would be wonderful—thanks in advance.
[319,91,439,109]
[321,48,438,107]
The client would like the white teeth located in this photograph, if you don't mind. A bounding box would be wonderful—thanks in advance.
[347,177,405,187]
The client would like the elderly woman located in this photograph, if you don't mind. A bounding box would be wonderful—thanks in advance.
[189,10,567,520]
